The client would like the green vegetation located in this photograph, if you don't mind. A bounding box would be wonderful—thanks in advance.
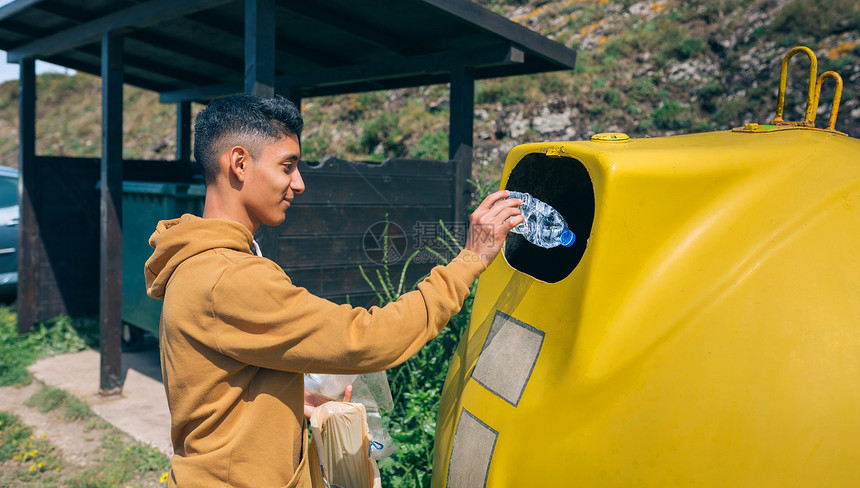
[0,308,93,386]
[653,100,692,131]
[379,302,472,488]
[0,320,170,486]
[0,411,64,483]
[0,72,186,167]
[302,87,452,162]
[771,0,860,37]
[25,384,94,422]
[360,178,500,488]
[65,431,170,488]
[364,231,475,488]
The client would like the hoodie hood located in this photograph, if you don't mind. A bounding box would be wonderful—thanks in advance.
[145,214,255,299]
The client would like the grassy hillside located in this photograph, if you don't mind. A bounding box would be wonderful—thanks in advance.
[0,72,183,168]
[0,0,857,188]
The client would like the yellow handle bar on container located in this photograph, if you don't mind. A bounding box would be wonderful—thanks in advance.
[813,70,843,131]
[770,46,843,132]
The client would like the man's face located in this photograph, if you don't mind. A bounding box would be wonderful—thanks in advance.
[242,133,305,229]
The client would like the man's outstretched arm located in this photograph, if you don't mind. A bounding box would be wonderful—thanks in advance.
[211,191,524,374]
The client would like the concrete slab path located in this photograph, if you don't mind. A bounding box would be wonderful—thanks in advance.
[28,347,173,456]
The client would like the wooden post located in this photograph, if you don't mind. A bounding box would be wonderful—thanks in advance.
[449,66,475,228]
[176,100,191,162]
[245,0,279,259]
[17,58,36,334]
[100,31,124,396]
[245,0,275,98]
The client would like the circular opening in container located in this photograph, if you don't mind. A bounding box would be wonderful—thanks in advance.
[503,153,595,283]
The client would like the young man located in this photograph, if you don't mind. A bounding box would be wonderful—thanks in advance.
[144,95,522,488]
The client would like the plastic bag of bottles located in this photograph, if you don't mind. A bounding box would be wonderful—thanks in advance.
[310,401,382,488]
[304,372,397,459]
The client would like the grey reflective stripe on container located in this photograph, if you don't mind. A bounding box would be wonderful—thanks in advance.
[446,409,498,488]
[471,311,545,407]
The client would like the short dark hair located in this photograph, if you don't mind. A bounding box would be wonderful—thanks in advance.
[193,95,303,183]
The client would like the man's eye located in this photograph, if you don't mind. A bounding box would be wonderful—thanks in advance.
[284,164,293,172]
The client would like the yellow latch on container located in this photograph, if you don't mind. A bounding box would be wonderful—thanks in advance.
[591,132,629,142]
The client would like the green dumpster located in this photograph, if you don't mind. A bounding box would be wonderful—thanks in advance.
[122,181,205,342]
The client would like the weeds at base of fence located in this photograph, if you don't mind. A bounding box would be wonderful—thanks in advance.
[359,216,474,488]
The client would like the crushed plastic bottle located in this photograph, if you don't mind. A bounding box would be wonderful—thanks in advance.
[508,191,575,249]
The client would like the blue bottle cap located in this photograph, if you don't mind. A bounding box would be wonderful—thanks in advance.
[560,230,576,247]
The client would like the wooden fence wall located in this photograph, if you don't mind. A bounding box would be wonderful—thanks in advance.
[28,157,100,320]
[260,157,460,307]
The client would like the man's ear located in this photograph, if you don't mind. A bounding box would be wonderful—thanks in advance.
[228,146,250,182]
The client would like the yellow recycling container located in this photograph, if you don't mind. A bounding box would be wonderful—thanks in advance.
[433,48,860,487]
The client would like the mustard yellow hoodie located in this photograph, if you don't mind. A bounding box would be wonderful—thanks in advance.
[145,214,485,488]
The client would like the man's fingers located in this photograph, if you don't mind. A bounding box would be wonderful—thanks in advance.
[342,384,353,403]
[471,194,521,227]
[304,384,353,419]
[480,206,522,227]
[476,190,512,213]
[504,213,525,228]
[483,198,523,221]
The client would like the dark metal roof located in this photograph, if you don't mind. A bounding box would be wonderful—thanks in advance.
[0,0,576,102]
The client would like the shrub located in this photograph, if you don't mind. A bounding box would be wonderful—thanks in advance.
[653,100,692,130]
[410,130,448,161]
[0,311,89,386]
[359,191,493,487]
[359,112,403,156]
[771,0,860,37]
[25,385,94,421]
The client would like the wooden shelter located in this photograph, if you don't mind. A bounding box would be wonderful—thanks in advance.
[0,0,576,394]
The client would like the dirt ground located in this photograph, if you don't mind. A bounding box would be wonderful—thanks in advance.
[0,381,114,486]
[0,345,170,487]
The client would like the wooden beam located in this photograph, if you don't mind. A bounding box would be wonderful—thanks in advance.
[37,50,173,93]
[177,101,192,162]
[26,3,243,77]
[0,0,47,22]
[0,18,55,49]
[16,58,36,334]
[7,0,232,62]
[160,44,523,103]
[72,42,223,87]
[278,44,523,90]
[99,32,123,396]
[125,32,242,73]
[160,81,243,103]
[245,0,275,98]
[449,66,474,227]
[185,9,343,69]
[419,0,577,69]
[275,3,420,57]
[0,19,176,93]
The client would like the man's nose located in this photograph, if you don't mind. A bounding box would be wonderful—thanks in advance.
[291,167,305,194]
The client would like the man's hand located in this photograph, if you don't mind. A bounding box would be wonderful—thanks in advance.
[465,190,524,267]
[304,384,353,419]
